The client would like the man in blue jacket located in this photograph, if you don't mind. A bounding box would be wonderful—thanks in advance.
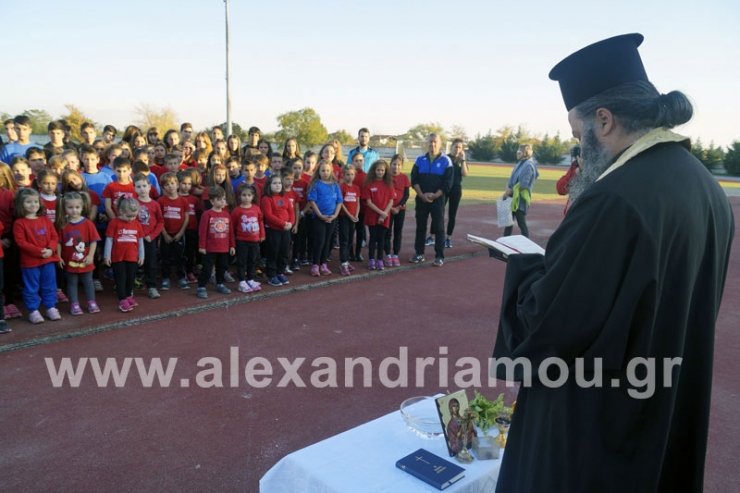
[410,133,453,266]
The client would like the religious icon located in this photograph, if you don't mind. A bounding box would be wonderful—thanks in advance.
[436,390,477,457]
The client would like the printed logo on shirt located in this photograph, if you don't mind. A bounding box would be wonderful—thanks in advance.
[344,191,357,203]
[162,206,183,219]
[210,217,229,238]
[118,228,138,243]
[239,215,260,233]
[138,208,150,225]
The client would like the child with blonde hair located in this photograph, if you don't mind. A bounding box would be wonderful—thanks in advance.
[104,197,144,312]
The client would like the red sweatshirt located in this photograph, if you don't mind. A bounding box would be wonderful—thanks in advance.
[13,216,61,268]
[231,205,264,243]
[198,209,235,252]
[181,194,203,231]
[0,189,15,236]
[260,194,292,230]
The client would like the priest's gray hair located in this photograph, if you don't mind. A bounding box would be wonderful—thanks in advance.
[574,80,693,134]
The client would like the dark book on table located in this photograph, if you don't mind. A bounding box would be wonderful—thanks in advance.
[396,448,465,490]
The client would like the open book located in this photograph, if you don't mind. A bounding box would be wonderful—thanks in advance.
[467,234,545,261]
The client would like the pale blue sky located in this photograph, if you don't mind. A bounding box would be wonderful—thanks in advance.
[4,0,739,147]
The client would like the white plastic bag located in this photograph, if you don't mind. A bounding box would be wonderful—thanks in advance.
[497,197,515,228]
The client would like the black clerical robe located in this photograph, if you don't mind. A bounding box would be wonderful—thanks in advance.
[493,141,734,493]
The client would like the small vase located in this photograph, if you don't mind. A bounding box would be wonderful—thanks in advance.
[494,417,511,449]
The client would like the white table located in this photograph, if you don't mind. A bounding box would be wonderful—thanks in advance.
[260,401,502,492]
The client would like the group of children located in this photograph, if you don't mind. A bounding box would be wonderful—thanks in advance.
[0,122,412,331]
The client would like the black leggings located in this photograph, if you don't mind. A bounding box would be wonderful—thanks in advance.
[367,225,388,261]
[384,209,405,256]
[112,261,137,300]
[503,209,529,238]
[311,216,335,265]
[445,185,462,237]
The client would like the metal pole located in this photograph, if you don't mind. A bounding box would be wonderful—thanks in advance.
[224,0,233,137]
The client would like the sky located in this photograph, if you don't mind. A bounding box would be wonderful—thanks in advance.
[4,0,740,147]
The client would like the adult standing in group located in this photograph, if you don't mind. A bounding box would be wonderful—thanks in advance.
[491,33,734,493]
[501,143,538,238]
[443,138,469,248]
[409,133,453,267]
[346,128,380,173]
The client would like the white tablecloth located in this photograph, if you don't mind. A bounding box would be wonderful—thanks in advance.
[260,401,502,492]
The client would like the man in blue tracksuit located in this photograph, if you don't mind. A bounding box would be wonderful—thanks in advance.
[410,133,454,266]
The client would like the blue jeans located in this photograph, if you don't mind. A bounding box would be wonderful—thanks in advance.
[22,262,57,312]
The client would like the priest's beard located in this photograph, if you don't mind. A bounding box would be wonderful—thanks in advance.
[568,121,613,204]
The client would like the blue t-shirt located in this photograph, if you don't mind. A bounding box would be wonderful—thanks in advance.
[307,181,343,216]
[347,146,380,173]
[0,142,39,163]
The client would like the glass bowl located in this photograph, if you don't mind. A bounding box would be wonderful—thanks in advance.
[400,396,443,439]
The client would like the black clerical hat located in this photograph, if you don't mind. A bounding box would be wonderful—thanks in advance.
[549,33,648,111]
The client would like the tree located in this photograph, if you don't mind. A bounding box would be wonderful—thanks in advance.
[60,104,98,143]
[690,138,705,163]
[404,122,447,141]
[134,103,179,135]
[724,140,740,176]
[331,129,355,145]
[450,124,469,141]
[498,134,520,163]
[534,133,569,165]
[274,108,328,147]
[467,131,498,161]
[215,122,248,141]
[21,109,53,135]
[703,141,724,170]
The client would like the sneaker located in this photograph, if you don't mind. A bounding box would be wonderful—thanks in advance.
[268,276,282,287]
[392,256,401,267]
[161,279,171,291]
[126,296,139,307]
[445,237,453,248]
[377,260,385,271]
[93,280,103,292]
[425,236,434,246]
[46,307,62,321]
[368,259,376,270]
[247,280,262,291]
[28,310,44,324]
[291,260,300,271]
[196,287,208,299]
[70,302,83,316]
[433,257,444,267]
[0,320,11,334]
[178,278,190,290]
[410,254,425,264]
[299,257,310,267]
[356,253,365,262]
[311,265,320,277]
[386,255,393,266]
[87,300,101,313]
[284,268,293,276]
[320,264,332,275]
[224,272,235,283]
[347,263,355,272]
[340,263,350,276]
[209,273,217,284]
[333,241,340,249]
[134,277,145,290]
[148,288,161,299]
[186,272,198,283]
[277,274,290,285]
[56,289,69,303]
[118,299,132,312]
[238,281,252,293]
[216,284,231,294]
[5,304,22,319]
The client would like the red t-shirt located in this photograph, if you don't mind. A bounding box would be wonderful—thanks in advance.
[41,194,58,224]
[181,194,203,231]
[301,172,313,184]
[332,164,343,181]
[157,195,189,235]
[292,178,310,210]
[339,183,361,217]
[0,189,15,237]
[353,170,368,213]
[284,189,299,222]
[13,216,61,268]
[254,175,267,187]
[105,218,144,263]
[362,181,397,228]
[136,199,164,239]
[150,165,167,180]
[260,194,292,230]
[198,209,234,253]
[60,218,100,273]
[231,205,264,243]
[391,173,411,210]
[88,190,101,208]
[102,181,135,215]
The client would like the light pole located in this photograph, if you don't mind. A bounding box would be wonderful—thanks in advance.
[224,0,233,137]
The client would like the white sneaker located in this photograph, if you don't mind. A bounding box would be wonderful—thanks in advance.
[238,281,252,293]
[247,280,261,291]
[224,272,235,283]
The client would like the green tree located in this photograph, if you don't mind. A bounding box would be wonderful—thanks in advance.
[332,129,355,145]
[404,122,447,141]
[534,133,569,165]
[723,140,740,176]
[450,124,469,141]
[467,131,498,161]
[498,134,520,163]
[274,108,328,147]
[21,109,53,135]
[134,103,179,135]
[690,138,705,163]
[703,141,724,170]
[60,104,98,143]
[216,122,248,141]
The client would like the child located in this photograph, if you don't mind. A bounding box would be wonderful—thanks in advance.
[164,153,187,175]
[196,186,235,298]
[270,154,284,174]
[10,157,33,188]
[362,159,396,270]
[177,169,204,283]
[12,188,62,323]
[306,160,342,276]
[289,159,310,269]
[302,150,317,181]
[153,142,167,167]
[99,144,121,179]
[203,164,235,210]
[26,147,47,178]
[241,159,264,200]
[232,183,263,293]
[157,172,190,290]
[0,163,22,320]
[35,170,60,224]
[102,157,135,220]
[47,156,66,180]
[56,192,100,315]
[80,145,113,225]
[385,154,410,267]
[253,154,269,186]
[61,149,81,172]
[226,155,244,192]
[338,164,360,275]
[0,220,8,333]
[261,174,293,287]
[193,148,209,175]
[133,173,164,299]
[350,152,367,262]
[133,161,159,199]
[281,138,302,161]
[104,197,144,312]
[133,148,162,195]
[281,168,300,273]
[61,170,99,222]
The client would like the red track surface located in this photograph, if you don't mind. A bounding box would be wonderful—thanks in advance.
[1,198,738,492]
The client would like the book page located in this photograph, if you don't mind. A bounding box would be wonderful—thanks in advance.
[467,234,545,256]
